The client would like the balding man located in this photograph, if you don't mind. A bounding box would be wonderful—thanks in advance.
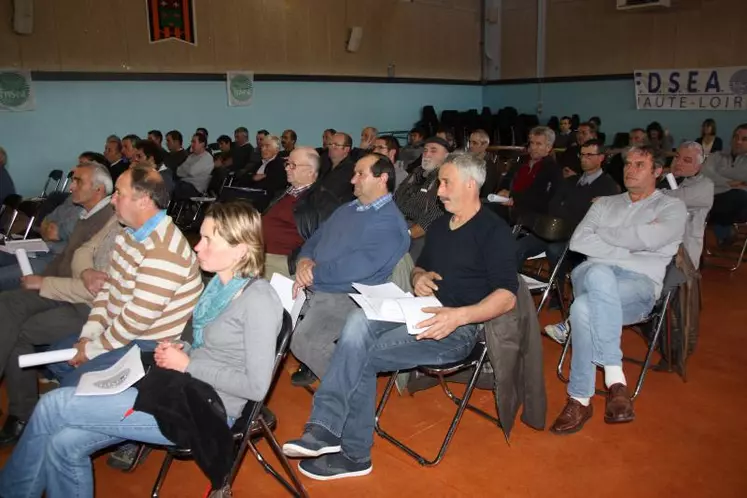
[263,147,340,278]
[319,132,356,202]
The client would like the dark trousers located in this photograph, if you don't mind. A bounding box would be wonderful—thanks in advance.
[710,189,747,242]
[0,289,91,420]
[172,181,203,201]
[515,233,565,271]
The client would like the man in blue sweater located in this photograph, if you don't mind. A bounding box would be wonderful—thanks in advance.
[290,153,409,385]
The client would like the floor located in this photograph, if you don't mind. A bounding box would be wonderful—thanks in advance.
[1,246,746,497]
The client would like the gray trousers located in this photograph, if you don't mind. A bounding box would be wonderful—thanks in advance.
[290,291,358,378]
[0,289,90,420]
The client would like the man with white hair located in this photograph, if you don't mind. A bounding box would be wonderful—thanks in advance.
[496,126,563,216]
[468,129,500,197]
[660,141,714,268]
[262,147,340,278]
[394,136,450,260]
[236,135,288,196]
[283,152,519,480]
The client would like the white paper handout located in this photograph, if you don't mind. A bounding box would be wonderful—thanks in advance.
[18,348,77,368]
[75,345,145,396]
[349,282,443,335]
[269,273,306,328]
[0,238,49,254]
[15,248,33,276]
[487,193,511,204]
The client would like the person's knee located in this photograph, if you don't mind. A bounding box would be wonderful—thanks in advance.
[579,263,615,290]
[337,309,370,348]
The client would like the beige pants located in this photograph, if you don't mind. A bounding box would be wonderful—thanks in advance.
[264,253,291,279]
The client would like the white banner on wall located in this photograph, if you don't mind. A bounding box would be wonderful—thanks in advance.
[634,67,747,111]
[0,69,35,112]
[227,71,254,107]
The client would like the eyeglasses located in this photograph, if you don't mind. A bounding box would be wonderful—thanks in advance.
[286,161,309,170]
[329,143,348,149]
[578,152,602,158]
[373,145,389,152]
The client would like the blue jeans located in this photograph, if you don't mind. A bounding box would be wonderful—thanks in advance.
[307,309,478,462]
[0,387,173,498]
[567,262,656,398]
[46,335,158,388]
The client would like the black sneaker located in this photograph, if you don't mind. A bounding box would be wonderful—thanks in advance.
[290,364,318,387]
[298,453,372,481]
[107,443,151,471]
[283,425,341,458]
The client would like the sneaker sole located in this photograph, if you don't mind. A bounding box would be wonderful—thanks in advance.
[543,327,567,345]
[297,462,373,481]
[282,443,342,458]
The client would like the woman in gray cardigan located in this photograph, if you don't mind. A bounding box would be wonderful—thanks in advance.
[0,201,284,498]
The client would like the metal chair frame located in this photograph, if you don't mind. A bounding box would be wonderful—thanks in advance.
[373,341,501,467]
[40,170,64,198]
[705,222,747,272]
[556,288,674,400]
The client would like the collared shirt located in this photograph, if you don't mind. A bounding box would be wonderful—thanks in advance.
[257,155,277,175]
[577,168,604,186]
[351,193,393,212]
[126,210,167,243]
[80,196,112,220]
[287,183,312,198]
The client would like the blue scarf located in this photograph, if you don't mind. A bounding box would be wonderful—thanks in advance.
[191,275,251,349]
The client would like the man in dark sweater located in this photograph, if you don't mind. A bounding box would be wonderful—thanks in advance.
[289,153,409,386]
[164,130,189,172]
[283,152,521,480]
[318,132,356,203]
[557,121,597,177]
[515,139,620,276]
[496,126,563,218]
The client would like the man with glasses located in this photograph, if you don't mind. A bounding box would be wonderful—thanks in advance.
[558,121,597,178]
[468,129,500,197]
[262,147,340,278]
[515,138,619,279]
[319,132,356,202]
[394,136,450,260]
[372,135,407,188]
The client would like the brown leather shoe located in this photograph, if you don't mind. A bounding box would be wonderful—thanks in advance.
[550,398,593,435]
[604,383,635,424]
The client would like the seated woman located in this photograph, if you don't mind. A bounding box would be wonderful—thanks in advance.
[0,201,284,498]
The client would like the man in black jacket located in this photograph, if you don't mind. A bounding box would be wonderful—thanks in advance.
[263,147,340,278]
[318,132,356,202]
[515,139,620,272]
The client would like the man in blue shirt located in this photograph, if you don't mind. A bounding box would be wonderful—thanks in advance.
[290,153,409,385]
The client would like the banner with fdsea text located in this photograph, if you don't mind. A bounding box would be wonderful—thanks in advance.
[634,67,747,111]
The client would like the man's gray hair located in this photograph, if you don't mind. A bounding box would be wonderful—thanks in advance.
[444,151,486,188]
[295,146,321,173]
[623,145,663,167]
[470,129,490,144]
[529,126,556,147]
[78,161,114,195]
[679,140,705,165]
[264,135,281,151]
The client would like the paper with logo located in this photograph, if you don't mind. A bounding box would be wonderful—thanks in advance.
[349,282,443,335]
[227,71,254,107]
[269,273,306,328]
[75,345,145,396]
[0,69,35,112]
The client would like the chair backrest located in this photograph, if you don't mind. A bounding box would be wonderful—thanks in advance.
[58,170,74,192]
[41,169,65,197]
[528,214,576,242]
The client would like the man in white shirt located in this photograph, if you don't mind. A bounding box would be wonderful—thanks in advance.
[174,133,214,200]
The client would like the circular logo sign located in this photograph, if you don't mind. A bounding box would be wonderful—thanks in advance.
[729,69,747,96]
[230,74,253,102]
[0,72,31,108]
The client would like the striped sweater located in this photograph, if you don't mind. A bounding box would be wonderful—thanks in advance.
[80,215,203,359]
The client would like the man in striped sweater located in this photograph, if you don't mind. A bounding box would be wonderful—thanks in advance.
[48,165,203,386]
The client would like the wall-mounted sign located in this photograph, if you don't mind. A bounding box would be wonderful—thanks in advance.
[227,72,254,107]
[147,0,197,45]
[0,69,35,112]
[634,67,747,111]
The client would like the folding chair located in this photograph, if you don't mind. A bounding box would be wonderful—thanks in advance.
[147,311,308,497]
[12,200,41,240]
[40,170,64,198]
[705,222,747,272]
[0,194,22,238]
[374,337,500,467]
[58,170,74,193]
[556,264,683,400]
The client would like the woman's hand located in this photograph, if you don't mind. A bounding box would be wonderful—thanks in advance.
[154,341,190,372]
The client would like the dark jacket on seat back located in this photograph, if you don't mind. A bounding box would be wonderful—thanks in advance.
[547,173,620,227]
[134,367,234,490]
[484,276,547,439]
[264,182,341,274]
[319,156,356,203]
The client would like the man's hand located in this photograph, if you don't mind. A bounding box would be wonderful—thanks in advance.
[154,341,190,372]
[727,180,747,188]
[69,338,91,367]
[415,307,466,341]
[413,271,442,297]
[497,189,510,198]
[293,258,316,298]
[41,221,60,242]
[252,173,267,182]
[21,275,44,291]
[81,269,108,296]
[563,167,577,178]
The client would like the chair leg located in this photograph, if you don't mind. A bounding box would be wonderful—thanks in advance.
[254,416,309,498]
[730,235,747,271]
[374,349,494,466]
[556,331,571,384]
[150,452,175,498]
[631,292,672,400]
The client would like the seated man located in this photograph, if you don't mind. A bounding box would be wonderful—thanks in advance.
[515,139,619,272]
[282,152,519,480]
[549,145,686,435]
[394,136,449,261]
[289,153,409,386]
[235,135,288,195]
[468,129,501,198]
[557,121,597,178]
[372,135,406,188]
[496,126,563,217]
[400,127,427,173]
[47,165,203,387]
[659,141,714,268]
[163,130,189,172]
[263,147,340,278]
[701,123,747,245]
[0,146,16,204]
[280,129,298,157]
[604,128,648,190]
[133,139,174,194]
[318,132,357,202]
[0,162,116,444]
[174,133,214,200]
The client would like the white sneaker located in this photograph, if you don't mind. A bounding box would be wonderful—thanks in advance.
[544,320,569,344]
